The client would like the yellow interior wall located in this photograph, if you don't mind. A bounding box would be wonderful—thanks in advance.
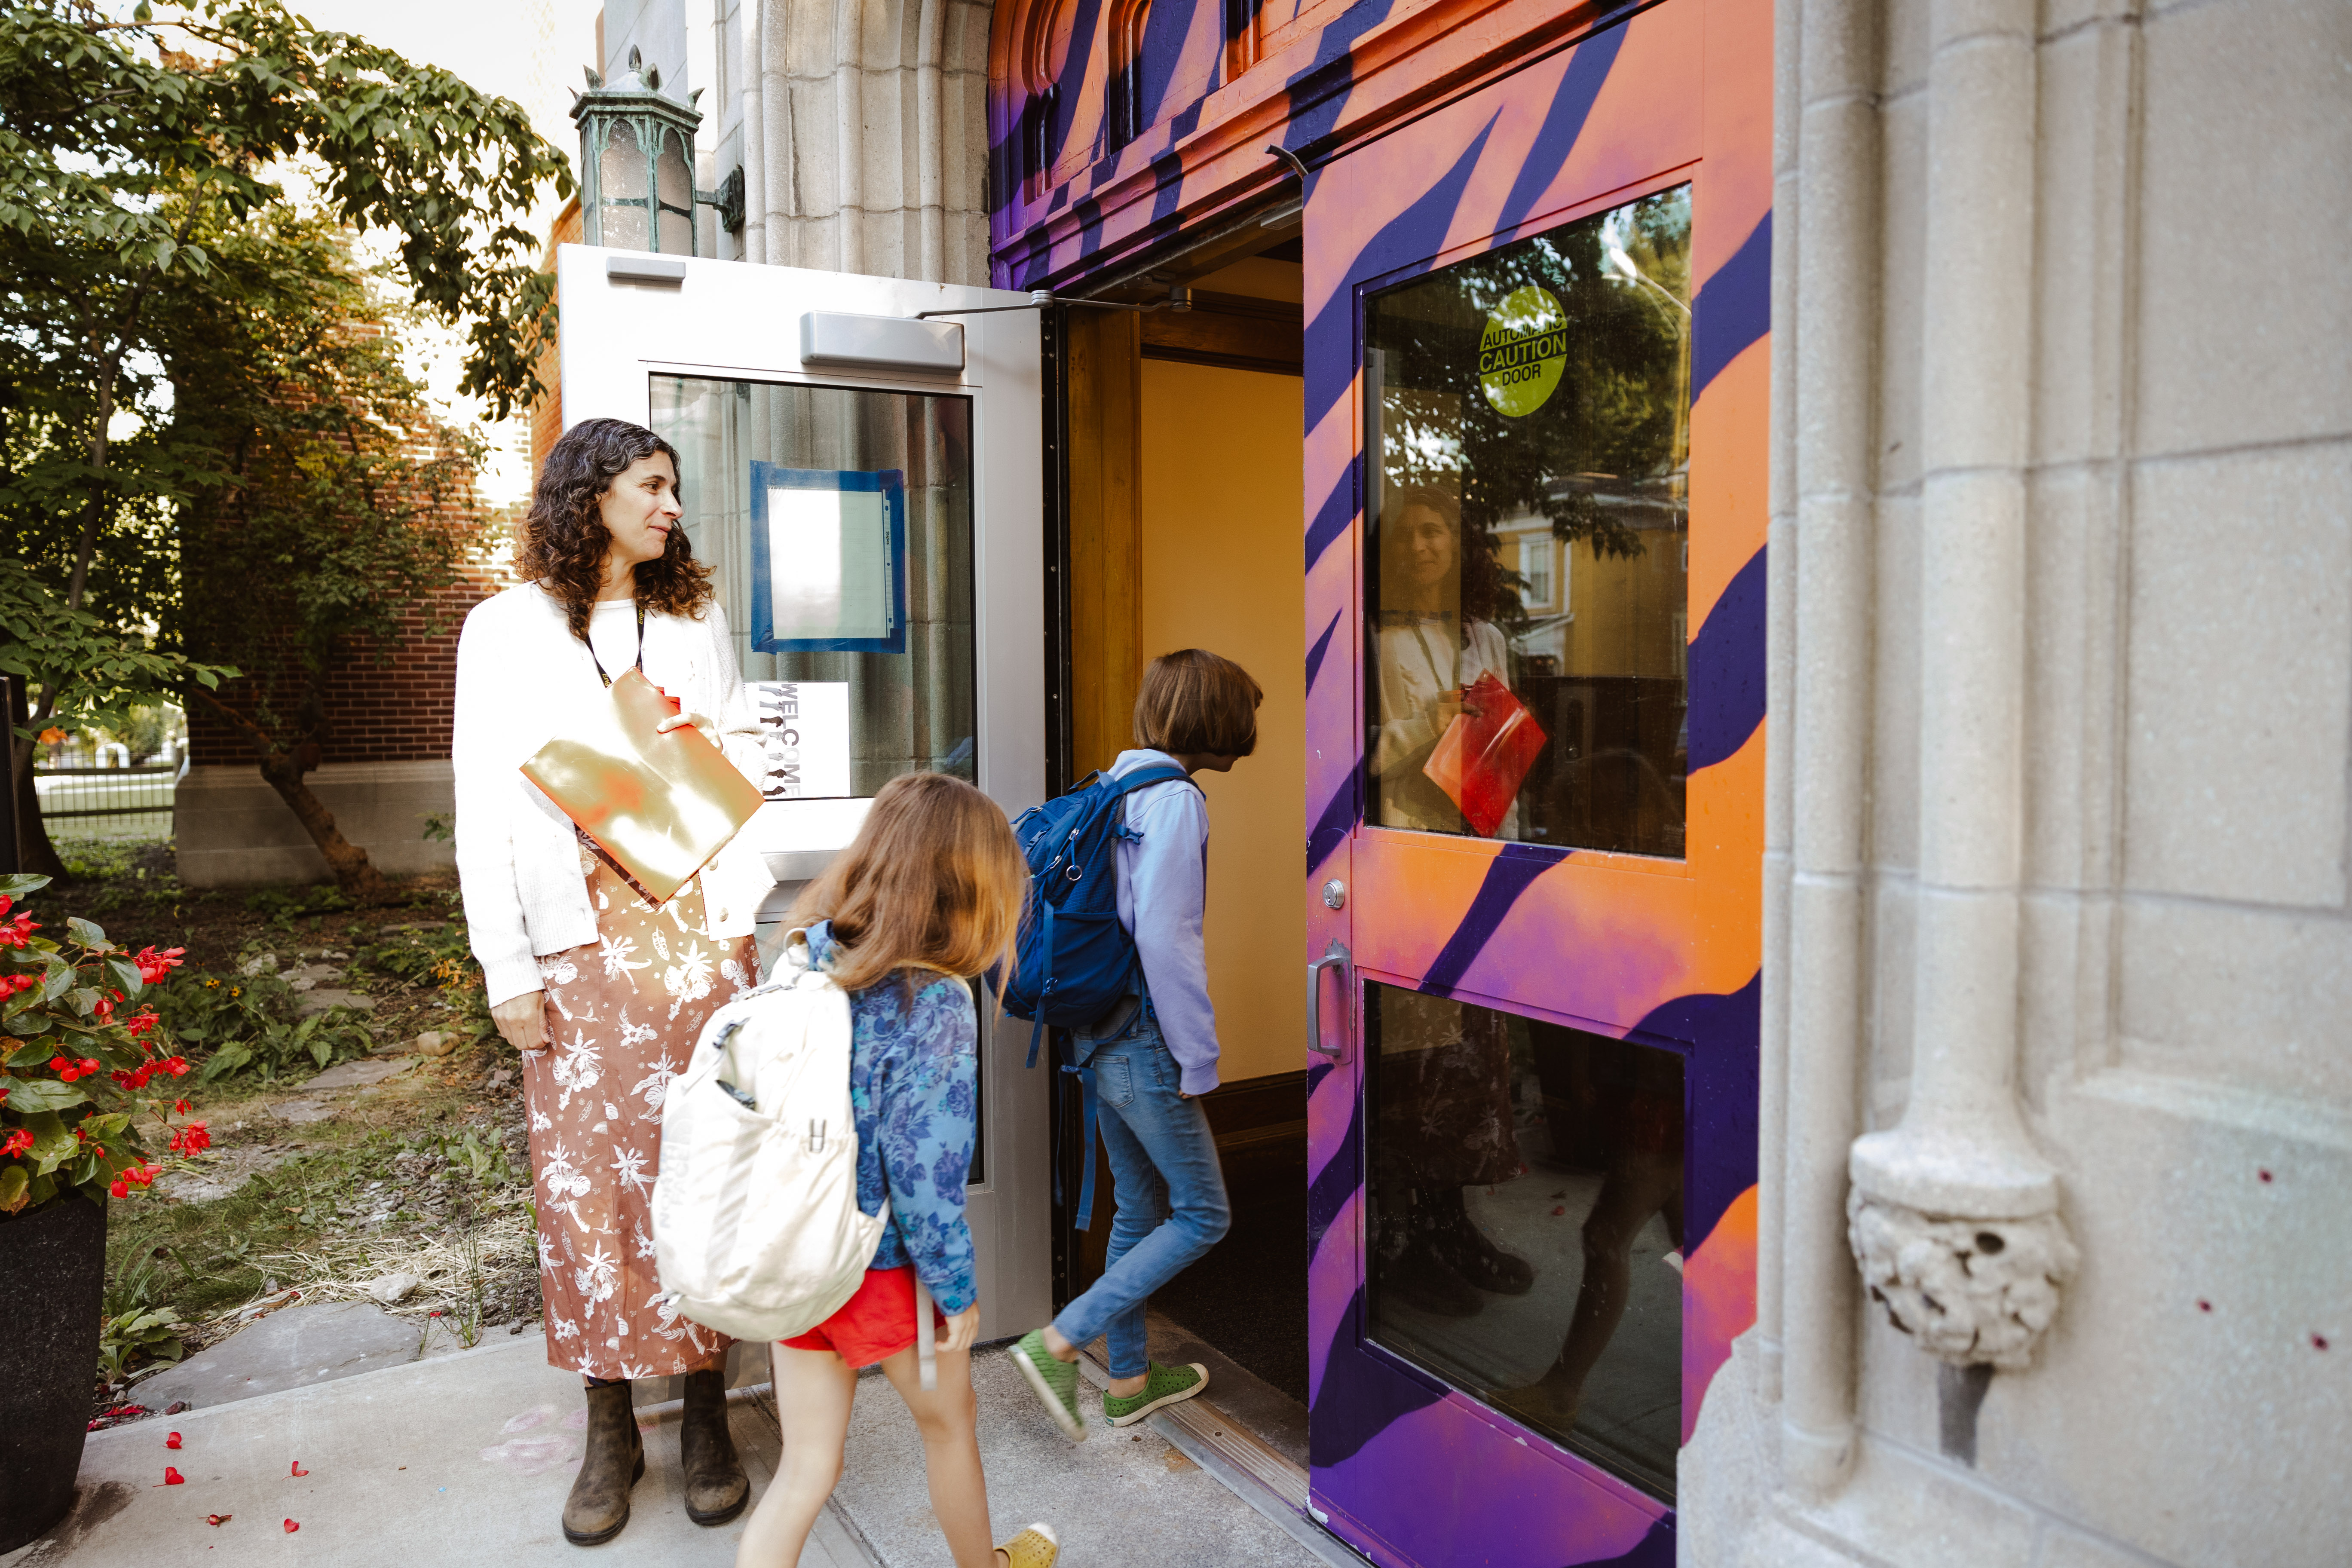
[1139,359,1306,1086]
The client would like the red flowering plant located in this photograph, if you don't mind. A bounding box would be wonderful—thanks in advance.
[0,874,205,1216]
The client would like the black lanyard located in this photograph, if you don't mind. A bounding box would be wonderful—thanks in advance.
[584,603,647,688]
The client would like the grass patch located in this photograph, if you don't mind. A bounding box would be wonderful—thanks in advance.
[57,838,184,918]
[102,1107,535,1349]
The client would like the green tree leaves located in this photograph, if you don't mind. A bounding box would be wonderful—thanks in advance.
[1,0,570,870]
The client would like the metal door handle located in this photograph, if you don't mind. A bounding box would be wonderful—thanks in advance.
[1307,939,1355,1062]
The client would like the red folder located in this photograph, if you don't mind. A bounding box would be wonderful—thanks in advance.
[1422,671,1548,838]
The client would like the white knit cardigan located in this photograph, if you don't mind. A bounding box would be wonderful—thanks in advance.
[453,584,773,1007]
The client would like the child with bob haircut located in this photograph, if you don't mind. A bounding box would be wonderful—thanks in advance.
[1011,648,1260,1440]
[734,772,1060,1568]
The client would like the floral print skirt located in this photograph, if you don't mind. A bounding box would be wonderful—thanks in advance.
[524,838,760,1379]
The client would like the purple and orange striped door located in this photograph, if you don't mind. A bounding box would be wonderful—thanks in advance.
[1300,1,1768,1561]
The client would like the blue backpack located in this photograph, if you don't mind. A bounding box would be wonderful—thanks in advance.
[1002,762,1194,1067]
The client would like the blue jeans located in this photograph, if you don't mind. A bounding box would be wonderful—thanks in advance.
[1052,1000,1231,1378]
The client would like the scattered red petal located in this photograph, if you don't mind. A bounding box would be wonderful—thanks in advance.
[283,1519,300,1533]
[2197,1300,2212,1313]
[2317,1334,2331,1351]
[206,1515,232,1527]
[163,1467,185,1485]
[167,1432,182,1449]
[290,1460,308,1477]
[1551,1205,1566,1216]
[2259,1169,2274,1183]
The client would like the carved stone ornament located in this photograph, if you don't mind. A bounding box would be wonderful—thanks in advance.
[1847,1193,2079,1369]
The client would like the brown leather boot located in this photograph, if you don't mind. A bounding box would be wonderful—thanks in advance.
[562,1380,644,1545]
[680,1368,750,1525]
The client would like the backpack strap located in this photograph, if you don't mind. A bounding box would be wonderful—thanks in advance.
[1057,1056,1105,1231]
[1107,763,1194,798]
[1106,763,1195,995]
[1023,902,1055,1069]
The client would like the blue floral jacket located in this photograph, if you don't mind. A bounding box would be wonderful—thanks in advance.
[804,922,980,1315]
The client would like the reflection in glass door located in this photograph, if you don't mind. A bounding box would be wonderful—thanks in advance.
[1364,185,1691,858]
[1366,983,1684,1498]
[649,376,985,1176]
[652,377,978,798]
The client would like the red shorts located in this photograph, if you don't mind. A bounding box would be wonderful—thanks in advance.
[781,1266,945,1369]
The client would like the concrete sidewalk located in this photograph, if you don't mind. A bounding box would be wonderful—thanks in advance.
[833,1344,1337,1568]
[8,1325,1352,1568]
[0,1333,866,1568]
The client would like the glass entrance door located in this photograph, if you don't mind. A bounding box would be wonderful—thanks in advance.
[1302,0,1770,1561]
[556,249,1053,1338]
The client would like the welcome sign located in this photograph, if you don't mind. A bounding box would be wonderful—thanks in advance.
[1478,285,1568,417]
[750,680,851,799]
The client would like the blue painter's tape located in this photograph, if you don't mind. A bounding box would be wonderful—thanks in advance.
[748,463,908,655]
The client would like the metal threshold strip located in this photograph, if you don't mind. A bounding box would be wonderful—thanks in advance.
[1073,1347,1368,1568]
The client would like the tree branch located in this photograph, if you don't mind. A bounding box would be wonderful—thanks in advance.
[186,683,283,762]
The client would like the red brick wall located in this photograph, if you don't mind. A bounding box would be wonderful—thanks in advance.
[531,197,584,480]
[185,557,521,769]
[188,199,579,775]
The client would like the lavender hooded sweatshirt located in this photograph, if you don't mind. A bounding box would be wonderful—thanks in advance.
[1104,748,1222,1097]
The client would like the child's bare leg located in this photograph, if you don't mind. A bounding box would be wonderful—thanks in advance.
[735,1346,857,1568]
[874,1344,1004,1568]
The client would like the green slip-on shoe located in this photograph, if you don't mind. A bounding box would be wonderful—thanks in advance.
[1103,1360,1210,1427]
[1011,1329,1089,1442]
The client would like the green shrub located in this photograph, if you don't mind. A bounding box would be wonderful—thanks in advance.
[149,971,374,1083]
[244,885,353,931]
[97,1304,187,1383]
[358,922,498,1050]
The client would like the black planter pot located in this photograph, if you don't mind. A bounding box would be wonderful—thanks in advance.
[0,1194,106,1555]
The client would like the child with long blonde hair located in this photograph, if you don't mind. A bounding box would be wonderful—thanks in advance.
[734,773,1058,1568]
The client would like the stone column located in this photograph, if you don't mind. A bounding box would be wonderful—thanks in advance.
[1775,0,1883,1500]
[1845,0,2077,1388]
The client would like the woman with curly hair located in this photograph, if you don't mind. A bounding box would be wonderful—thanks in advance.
[1368,482,1517,835]
[1364,482,1534,1321]
[453,416,773,1545]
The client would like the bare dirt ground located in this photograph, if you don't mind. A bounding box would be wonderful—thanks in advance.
[34,838,544,1421]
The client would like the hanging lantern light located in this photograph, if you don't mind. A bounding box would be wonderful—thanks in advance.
[571,47,708,254]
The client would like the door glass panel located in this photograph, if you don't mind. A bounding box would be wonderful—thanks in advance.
[1366,980,1684,1499]
[652,378,977,797]
[1363,184,1691,855]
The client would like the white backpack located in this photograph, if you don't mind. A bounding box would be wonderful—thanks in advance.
[651,932,887,1342]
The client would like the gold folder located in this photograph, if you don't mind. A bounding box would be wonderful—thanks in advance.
[521,668,766,906]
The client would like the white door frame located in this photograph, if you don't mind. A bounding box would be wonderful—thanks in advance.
[557,244,1053,1338]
